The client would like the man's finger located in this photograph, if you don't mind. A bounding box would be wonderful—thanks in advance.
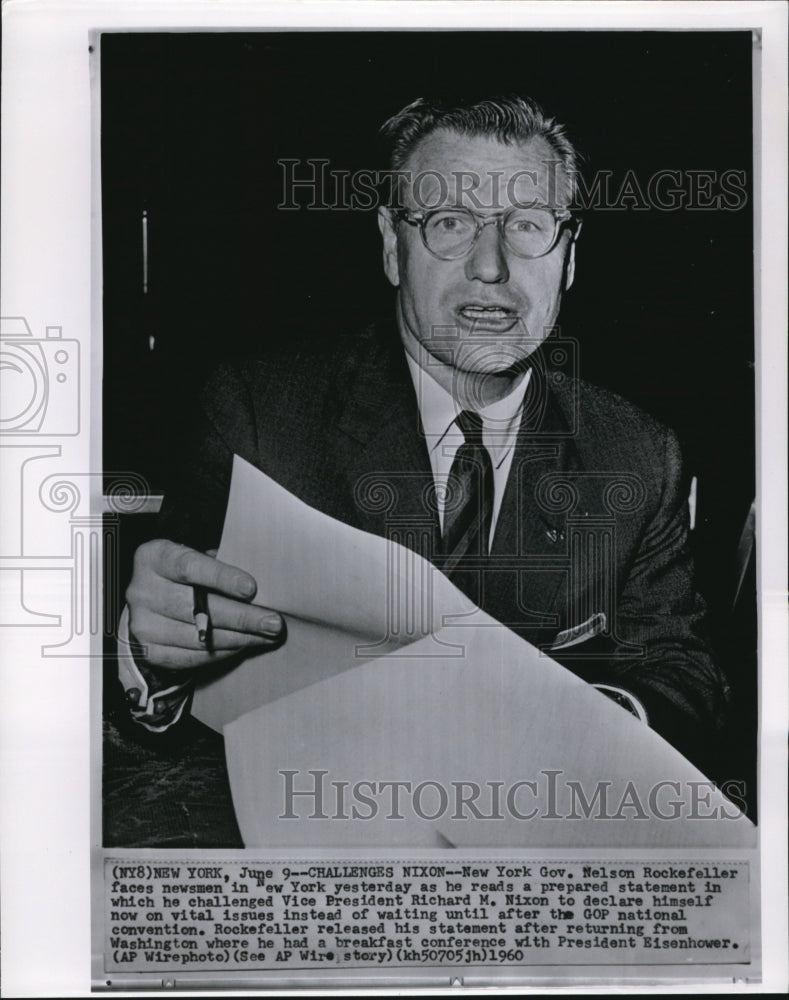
[155,540,257,598]
[133,610,284,651]
[159,586,284,634]
[138,643,222,671]
[206,593,283,637]
[129,578,283,635]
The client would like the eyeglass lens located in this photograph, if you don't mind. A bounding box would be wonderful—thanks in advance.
[423,208,557,259]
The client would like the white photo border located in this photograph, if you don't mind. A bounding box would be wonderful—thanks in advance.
[1,1,786,996]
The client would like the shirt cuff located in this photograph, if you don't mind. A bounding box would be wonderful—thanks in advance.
[117,605,194,732]
[593,684,649,725]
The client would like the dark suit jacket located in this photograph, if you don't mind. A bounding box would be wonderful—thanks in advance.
[158,320,729,770]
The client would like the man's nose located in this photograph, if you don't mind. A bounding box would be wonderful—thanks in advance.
[464,220,510,283]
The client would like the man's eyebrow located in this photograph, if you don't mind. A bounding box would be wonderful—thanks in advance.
[420,202,557,213]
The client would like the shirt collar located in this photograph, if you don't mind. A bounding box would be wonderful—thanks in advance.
[404,351,532,467]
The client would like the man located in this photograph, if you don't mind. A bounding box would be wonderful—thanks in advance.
[120,95,729,772]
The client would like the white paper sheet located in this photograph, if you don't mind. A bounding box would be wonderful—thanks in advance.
[192,455,477,731]
[197,456,754,848]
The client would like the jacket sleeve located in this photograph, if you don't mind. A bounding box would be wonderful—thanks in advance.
[605,426,731,770]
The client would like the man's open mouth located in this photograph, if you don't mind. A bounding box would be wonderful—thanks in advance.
[459,304,517,320]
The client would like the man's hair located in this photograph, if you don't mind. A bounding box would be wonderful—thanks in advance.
[379,94,579,176]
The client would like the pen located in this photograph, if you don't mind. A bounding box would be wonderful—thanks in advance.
[193,585,210,645]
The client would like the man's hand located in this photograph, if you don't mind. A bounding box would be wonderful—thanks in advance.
[126,539,284,670]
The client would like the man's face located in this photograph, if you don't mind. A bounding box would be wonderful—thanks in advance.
[379,129,578,378]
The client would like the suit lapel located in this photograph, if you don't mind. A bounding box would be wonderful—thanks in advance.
[484,370,583,643]
[332,324,440,544]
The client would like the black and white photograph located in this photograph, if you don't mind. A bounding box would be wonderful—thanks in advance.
[102,29,757,837]
[1,2,786,995]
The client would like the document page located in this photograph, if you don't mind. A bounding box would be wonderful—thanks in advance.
[196,457,753,848]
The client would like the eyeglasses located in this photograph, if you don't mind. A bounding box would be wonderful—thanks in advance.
[393,205,576,261]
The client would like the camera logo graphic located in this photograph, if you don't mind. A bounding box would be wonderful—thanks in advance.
[0,316,80,435]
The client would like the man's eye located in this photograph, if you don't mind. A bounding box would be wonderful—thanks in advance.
[508,212,551,234]
[431,214,472,233]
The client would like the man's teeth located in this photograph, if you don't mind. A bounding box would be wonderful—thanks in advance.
[462,306,510,317]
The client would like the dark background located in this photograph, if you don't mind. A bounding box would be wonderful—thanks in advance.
[101,31,756,815]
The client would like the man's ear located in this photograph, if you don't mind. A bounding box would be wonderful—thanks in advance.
[564,219,582,291]
[377,207,400,287]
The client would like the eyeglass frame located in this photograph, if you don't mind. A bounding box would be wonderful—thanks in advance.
[391,204,580,261]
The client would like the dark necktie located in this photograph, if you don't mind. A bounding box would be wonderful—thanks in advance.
[440,410,494,578]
